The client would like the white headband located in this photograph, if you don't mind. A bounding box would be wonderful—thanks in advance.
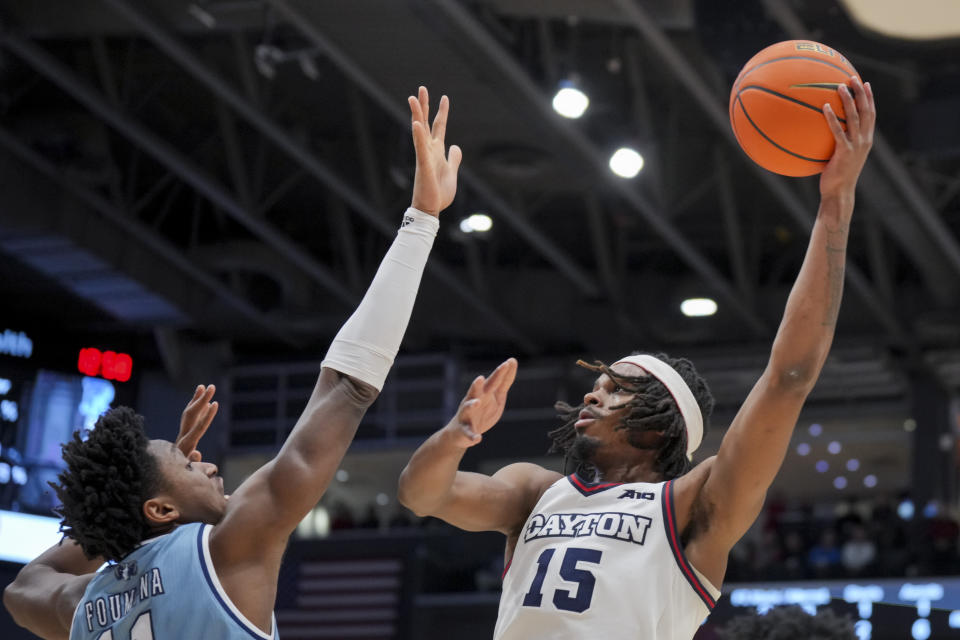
[612,355,703,458]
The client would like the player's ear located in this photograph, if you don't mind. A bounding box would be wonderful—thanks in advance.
[143,497,180,525]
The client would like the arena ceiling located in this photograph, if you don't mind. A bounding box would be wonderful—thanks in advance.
[1,0,959,399]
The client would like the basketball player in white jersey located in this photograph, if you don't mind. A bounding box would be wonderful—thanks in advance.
[398,78,875,639]
[3,86,461,640]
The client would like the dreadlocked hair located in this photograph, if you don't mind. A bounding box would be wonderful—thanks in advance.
[718,605,856,640]
[549,352,714,481]
[52,406,163,563]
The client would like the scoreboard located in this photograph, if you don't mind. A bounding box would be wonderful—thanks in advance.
[0,324,138,516]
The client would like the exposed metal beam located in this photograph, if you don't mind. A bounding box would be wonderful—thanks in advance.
[761,0,960,302]
[259,0,599,299]
[215,99,254,211]
[421,0,769,337]
[0,30,356,308]
[0,126,299,346]
[584,193,621,301]
[714,146,753,305]
[609,0,906,343]
[100,0,537,353]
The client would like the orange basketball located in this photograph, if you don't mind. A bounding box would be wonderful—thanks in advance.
[729,40,860,177]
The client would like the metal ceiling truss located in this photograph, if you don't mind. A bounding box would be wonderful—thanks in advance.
[421,0,771,338]
[257,0,602,300]
[0,30,357,309]
[0,126,299,345]
[98,0,538,352]
[608,0,909,345]
[761,0,960,301]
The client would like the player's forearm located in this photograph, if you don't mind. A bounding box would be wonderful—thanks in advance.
[5,562,94,639]
[262,210,439,530]
[398,425,468,516]
[766,192,853,390]
[321,208,439,392]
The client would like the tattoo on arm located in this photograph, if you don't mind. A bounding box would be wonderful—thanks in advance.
[822,225,849,327]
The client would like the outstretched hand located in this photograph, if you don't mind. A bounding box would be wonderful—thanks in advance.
[820,76,875,198]
[176,384,219,462]
[409,86,463,216]
[445,358,517,448]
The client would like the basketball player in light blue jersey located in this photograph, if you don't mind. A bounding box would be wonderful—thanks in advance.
[399,78,875,639]
[3,86,462,640]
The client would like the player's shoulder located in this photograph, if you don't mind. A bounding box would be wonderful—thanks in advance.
[493,462,563,492]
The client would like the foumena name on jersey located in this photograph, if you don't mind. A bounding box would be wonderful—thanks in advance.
[524,511,653,545]
[80,563,165,633]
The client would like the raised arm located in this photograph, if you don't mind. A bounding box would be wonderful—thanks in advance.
[210,86,461,564]
[398,359,561,536]
[681,77,876,583]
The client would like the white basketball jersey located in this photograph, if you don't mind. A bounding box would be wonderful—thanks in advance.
[494,474,721,640]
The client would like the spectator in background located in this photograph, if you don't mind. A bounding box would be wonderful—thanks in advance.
[330,501,356,530]
[752,529,783,579]
[807,529,842,579]
[927,502,960,575]
[717,606,855,640]
[359,504,380,529]
[841,524,876,576]
[781,531,808,580]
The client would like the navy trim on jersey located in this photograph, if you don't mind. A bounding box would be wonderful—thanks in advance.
[195,526,276,640]
[660,480,717,610]
[566,473,623,496]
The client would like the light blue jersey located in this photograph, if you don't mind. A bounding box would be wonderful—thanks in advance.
[70,523,278,640]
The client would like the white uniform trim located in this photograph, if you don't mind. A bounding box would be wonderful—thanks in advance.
[613,354,703,456]
[199,525,277,640]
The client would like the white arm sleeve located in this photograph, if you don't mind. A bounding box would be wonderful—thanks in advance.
[320,207,439,391]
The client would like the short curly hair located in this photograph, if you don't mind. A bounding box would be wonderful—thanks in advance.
[51,407,163,563]
[718,606,856,640]
[549,352,714,480]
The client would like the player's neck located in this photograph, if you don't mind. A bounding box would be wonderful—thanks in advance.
[596,454,662,484]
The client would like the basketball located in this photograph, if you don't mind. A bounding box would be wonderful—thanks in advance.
[729,40,861,176]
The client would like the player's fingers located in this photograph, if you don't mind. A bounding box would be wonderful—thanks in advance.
[191,385,204,401]
[201,401,219,430]
[188,450,203,462]
[838,83,858,137]
[860,81,876,137]
[412,121,430,158]
[419,86,429,127]
[409,95,424,126]
[447,145,463,173]
[496,358,518,394]
[201,384,216,402]
[822,103,847,144]
[432,95,449,142]
[458,398,480,424]
[466,375,484,399]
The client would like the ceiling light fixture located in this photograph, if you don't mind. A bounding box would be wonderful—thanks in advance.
[680,298,717,317]
[459,213,493,234]
[609,147,644,178]
[552,82,589,119]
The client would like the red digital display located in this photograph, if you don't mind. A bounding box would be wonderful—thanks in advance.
[78,348,133,382]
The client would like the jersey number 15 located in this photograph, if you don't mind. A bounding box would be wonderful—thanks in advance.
[521,547,602,613]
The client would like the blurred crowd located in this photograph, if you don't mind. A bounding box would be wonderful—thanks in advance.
[724,493,960,582]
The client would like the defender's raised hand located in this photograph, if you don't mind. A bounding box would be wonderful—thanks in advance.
[409,86,463,216]
[820,76,875,198]
[176,384,219,462]
[446,358,517,447]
